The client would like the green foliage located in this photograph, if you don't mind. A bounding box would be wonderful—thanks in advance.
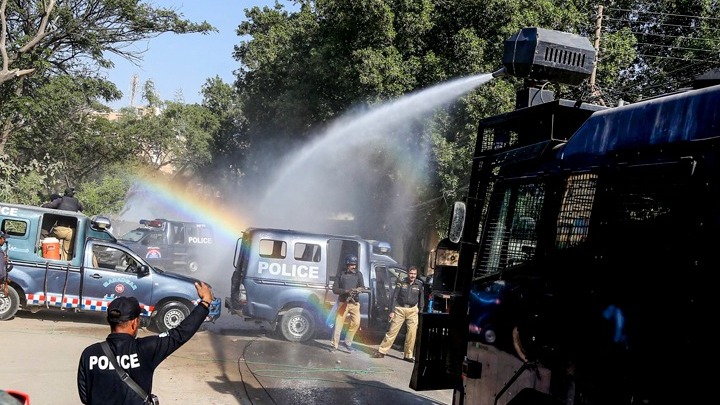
[200,77,248,186]
[0,0,217,155]
[76,166,135,216]
[0,154,65,205]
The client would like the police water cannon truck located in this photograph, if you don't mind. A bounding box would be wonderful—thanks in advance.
[411,27,718,404]
[225,227,407,342]
[0,202,221,332]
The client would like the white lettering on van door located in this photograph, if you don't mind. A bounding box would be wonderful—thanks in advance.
[0,206,19,216]
[188,237,212,244]
[257,261,319,279]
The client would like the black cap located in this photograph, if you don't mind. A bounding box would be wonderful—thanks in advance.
[0,230,7,239]
[107,296,141,322]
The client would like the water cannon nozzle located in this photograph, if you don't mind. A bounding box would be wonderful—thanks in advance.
[491,67,507,78]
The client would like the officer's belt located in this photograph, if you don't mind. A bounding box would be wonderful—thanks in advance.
[397,304,417,308]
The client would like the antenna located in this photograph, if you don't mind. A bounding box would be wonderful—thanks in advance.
[130,74,139,107]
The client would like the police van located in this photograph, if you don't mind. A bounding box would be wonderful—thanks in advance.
[225,228,407,342]
[0,202,221,332]
[117,218,213,273]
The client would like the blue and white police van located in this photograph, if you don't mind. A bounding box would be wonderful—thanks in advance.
[226,227,407,342]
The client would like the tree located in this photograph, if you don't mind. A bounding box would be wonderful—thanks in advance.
[231,0,599,264]
[232,1,720,267]
[200,76,247,187]
[0,0,216,153]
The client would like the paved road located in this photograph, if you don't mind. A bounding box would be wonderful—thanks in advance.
[2,308,452,404]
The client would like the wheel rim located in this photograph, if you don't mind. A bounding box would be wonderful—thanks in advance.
[484,329,497,344]
[163,307,186,329]
[287,314,309,338]
[0,294,9,313]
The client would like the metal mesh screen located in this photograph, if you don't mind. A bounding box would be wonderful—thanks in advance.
[476,181,544,274]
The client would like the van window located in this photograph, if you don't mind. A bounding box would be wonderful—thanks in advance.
[142,232,164,246]
[2,219,27,237]
[187,224,213,239]
[294,242,321,262]
[259,239,286,259]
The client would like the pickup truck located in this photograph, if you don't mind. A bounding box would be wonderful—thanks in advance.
[0,203,221,332]
[117,218,213,273]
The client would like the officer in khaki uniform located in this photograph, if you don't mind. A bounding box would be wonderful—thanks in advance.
[372,266,424,361]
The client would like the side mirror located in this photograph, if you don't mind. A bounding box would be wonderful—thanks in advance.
[448,201,466,243]
[138,265,151,276]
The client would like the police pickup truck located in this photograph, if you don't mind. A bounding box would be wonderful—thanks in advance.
[0,203,221,332]
[117,218,213,273]
[225,227,407,342]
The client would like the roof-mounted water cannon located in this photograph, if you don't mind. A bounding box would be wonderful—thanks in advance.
[493,27,596,108]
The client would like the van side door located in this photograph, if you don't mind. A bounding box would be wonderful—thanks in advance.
[324,239,361,322]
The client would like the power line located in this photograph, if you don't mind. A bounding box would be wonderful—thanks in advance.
[606,7,720,22]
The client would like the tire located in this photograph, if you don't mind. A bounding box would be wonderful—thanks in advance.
[512,325,529,363]
[154,302,191,333]
[0,286,20,321]
[279,307,316,342]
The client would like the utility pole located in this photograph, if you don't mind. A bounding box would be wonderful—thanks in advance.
[590,5,605,105]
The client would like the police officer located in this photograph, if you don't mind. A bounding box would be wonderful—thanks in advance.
[372,265,424,361]
[329,254,365,353]
[44,187,84,212]
[46,187,84,260]
[77,281,214,405]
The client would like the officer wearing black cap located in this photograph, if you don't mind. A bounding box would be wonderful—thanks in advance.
[77,281,214,405]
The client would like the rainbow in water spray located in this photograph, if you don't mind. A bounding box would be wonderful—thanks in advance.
[123,174,248,244]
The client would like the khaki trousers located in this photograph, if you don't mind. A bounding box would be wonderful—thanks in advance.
[377,305,419,358]
[51,226,73,261]
[330,301,361,348]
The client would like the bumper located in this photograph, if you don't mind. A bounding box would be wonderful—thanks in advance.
[205,297,222,322]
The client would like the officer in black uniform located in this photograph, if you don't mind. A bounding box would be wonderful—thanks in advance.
[44,187,84,212]
[372,265,424,361]
[77,282,214,405]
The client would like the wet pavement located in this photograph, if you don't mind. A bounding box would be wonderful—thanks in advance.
[3,309,452,404]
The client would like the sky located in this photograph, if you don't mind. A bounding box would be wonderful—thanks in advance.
[104,0,289,110]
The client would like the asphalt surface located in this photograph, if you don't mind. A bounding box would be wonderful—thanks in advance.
[2,307,453,404]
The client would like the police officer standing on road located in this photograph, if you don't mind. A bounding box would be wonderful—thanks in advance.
[329,254,365,353]
[77,281,214,405]
[372,265,424,362]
